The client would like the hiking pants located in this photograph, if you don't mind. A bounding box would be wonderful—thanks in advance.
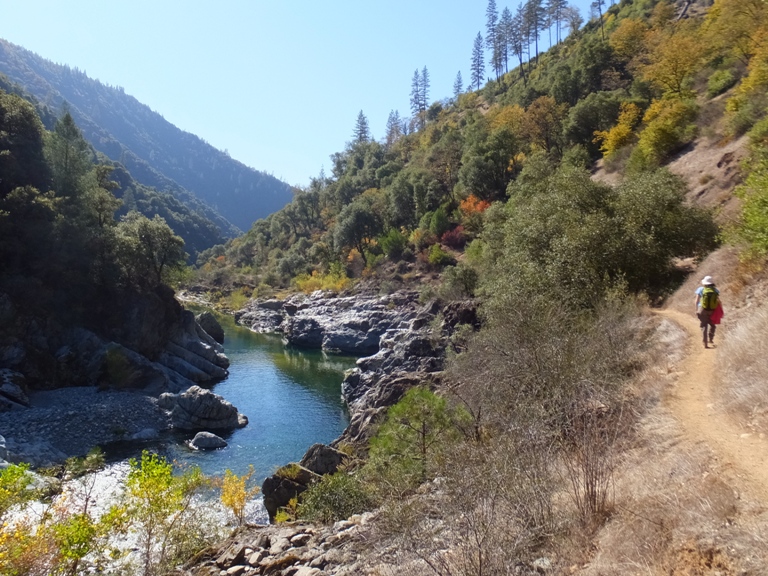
[697,308,716,343]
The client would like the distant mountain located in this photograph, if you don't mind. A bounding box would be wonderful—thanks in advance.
[1,72,234,258]
[0,38,293,233]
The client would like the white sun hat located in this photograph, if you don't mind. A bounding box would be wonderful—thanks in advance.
[701,276,715,285]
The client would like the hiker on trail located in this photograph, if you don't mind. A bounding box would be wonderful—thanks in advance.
[695,275,722,349]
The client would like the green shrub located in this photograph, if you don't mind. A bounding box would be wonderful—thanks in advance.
[226,287,250,311]
[428,244,456,267]
[707,69,737,98]
[0,464,32,522]
[429,207,450,238]
[275,463,303,481]
[723,156,768,261]
[104,346,133,388]
[380,228,408,259]
[298,473,375,524]
[561,144,592,169]
[727,92,768,135]
[440,264,479,299]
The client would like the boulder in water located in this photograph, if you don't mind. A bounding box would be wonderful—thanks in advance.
[189,431,228,450]
[164,385,248,431]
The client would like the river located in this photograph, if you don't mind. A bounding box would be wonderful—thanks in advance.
[159,311,356,484]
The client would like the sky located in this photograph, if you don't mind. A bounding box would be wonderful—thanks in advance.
[1,0,596,188]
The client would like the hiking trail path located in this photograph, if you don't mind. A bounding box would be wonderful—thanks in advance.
[660,308,768,501]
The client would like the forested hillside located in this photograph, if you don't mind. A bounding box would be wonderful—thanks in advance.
[0,39,294,233]
[192,0,768,568]
[0,93,191,349]
[197,0,742,303]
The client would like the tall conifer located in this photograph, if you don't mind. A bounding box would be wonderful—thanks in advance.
[471,32,486,90]
[385,110,403,148]
[486,0,500,78]
[453,71,464,99]
[353,110,370,143]
[420,66,430,116]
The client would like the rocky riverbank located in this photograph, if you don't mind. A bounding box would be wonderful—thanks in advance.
[182,513,383,576]
[0,296,246,467]
[236,290,478,520]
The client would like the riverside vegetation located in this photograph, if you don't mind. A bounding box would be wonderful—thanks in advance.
[3,0,768,574]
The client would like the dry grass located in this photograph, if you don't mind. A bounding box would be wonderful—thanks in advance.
[717,304,768,432]
[572,272,768,576]
[576,398,768,575]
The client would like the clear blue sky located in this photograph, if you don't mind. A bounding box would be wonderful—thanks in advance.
[1,0,595,188]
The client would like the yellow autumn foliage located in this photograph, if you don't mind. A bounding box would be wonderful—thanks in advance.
[220,466,260,526]
[594,102,642,159]
[609,18,648,62]
[487,104,526,134]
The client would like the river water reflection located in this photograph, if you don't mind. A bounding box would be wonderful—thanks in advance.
[163,311,355,483]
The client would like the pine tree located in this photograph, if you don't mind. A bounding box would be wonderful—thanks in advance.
[486,0,500,78]
[453,71,464,99]
[591,0,606,40]
[385,110,403,148]
[47,112,91,199]
[410,69,421,118]
[508,4,527,84]
[498,7,514,74]
[548,0,568,44]
[420,66,430,115]
[409,68,429,131]
[471,32,486,90]
[353,110,370,143]
[519,2,532,64]
[410,69,425,130]
[525,0,547,63]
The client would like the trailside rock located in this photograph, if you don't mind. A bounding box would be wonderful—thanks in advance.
[164,385,248,431]
[190,431,228,450]
[261,464,320,521]
[184,515,376,575]
[300,443,347,476]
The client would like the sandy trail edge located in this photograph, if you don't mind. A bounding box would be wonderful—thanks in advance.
[659,308,768,501]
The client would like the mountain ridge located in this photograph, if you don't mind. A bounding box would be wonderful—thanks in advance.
[0,38,293,233]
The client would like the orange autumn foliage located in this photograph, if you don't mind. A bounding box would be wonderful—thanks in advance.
[460,194,491,215]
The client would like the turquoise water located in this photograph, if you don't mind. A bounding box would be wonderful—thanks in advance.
[163,312,355,483]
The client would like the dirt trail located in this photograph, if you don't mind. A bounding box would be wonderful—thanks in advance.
[660,308,768,500]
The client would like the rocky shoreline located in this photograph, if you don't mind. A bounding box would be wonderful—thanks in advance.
[236,289,478,520]
[0,298,246,467]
